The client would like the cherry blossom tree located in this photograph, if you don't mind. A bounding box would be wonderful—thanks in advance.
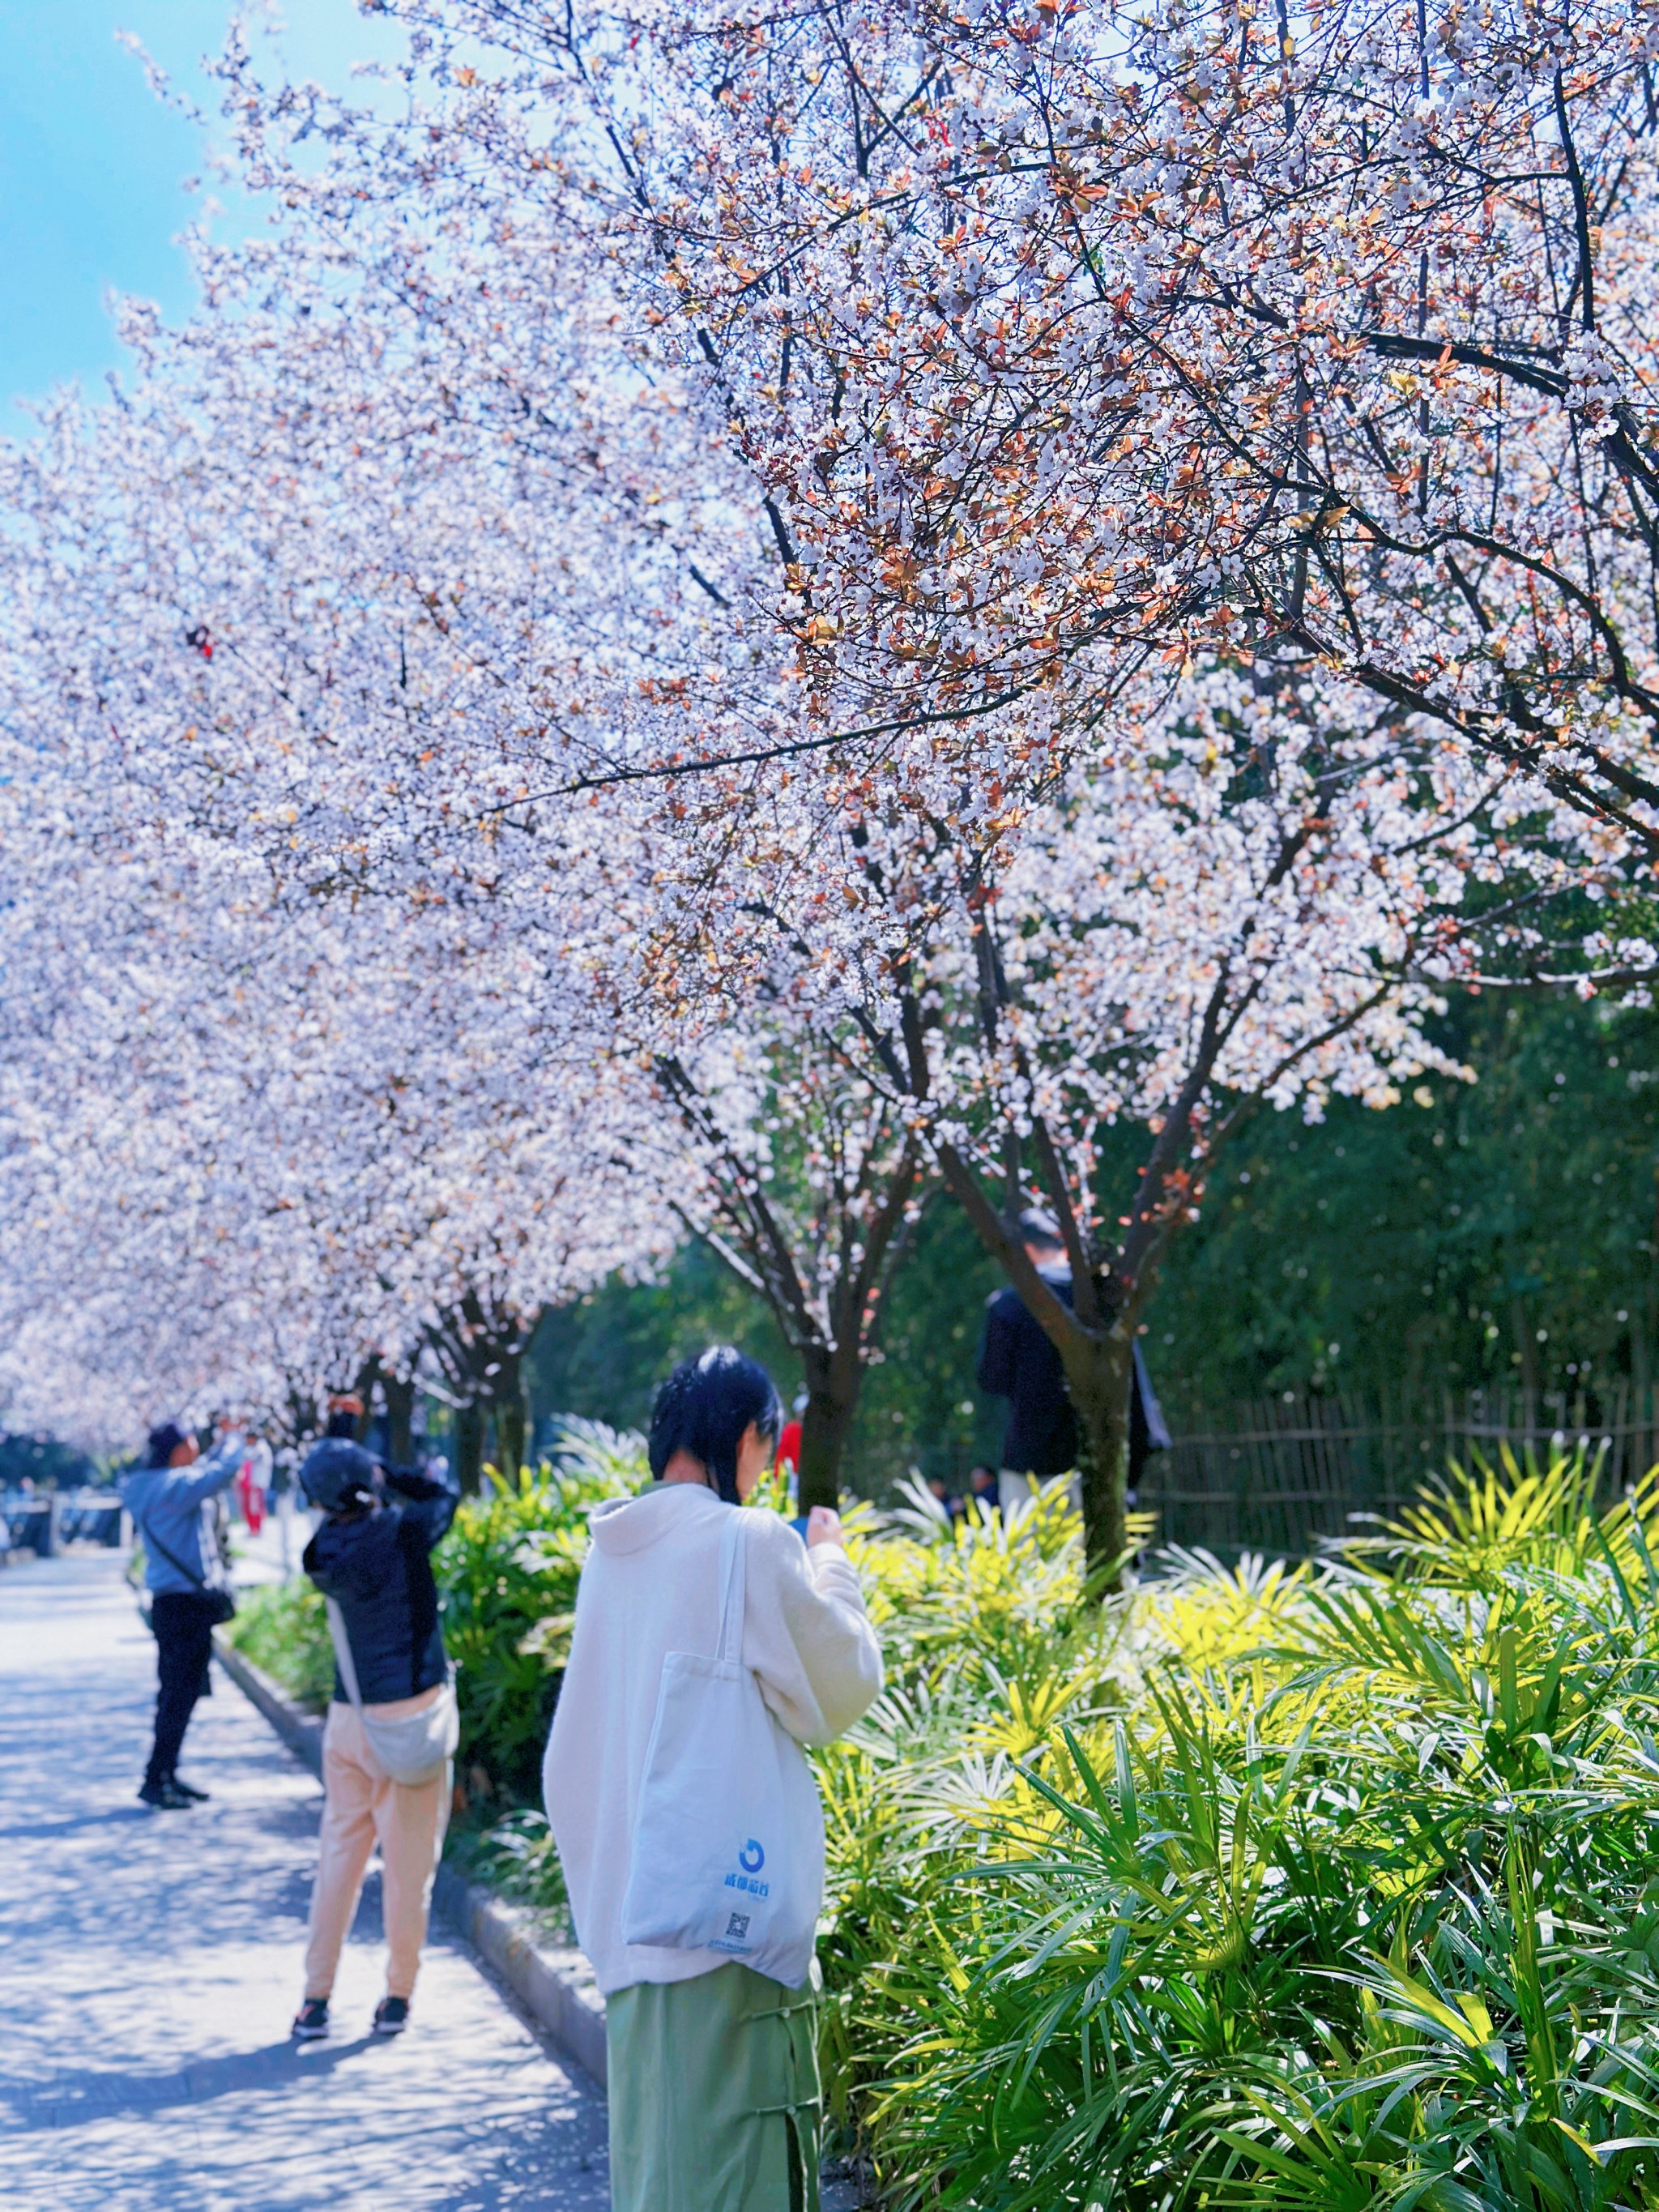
[655,1008,932,1508]
[832,666,1590,1571]
[292,0,1659,850]
[3,0,1657,1583]
[0,684,672,1453]
[314,0,1653,1570]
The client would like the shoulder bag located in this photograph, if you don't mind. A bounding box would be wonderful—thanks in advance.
[620,1509,825,1988]
[137,1514,237,1627]
[323,1597,459,1787]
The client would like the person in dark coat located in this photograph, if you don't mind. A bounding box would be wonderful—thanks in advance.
[290,1411,459,2042]
[976,1211,1170,1514]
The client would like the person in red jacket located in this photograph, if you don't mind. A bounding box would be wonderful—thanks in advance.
[773,1399,805,1486]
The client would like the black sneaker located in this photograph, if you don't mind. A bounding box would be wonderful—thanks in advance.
[138,1779,193,1811]
[168,1777,210,1802]
[291,1998,330,2042]
[372,1997,410,2037]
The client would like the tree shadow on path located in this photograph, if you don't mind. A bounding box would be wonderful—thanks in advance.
[2,2031,382,2128]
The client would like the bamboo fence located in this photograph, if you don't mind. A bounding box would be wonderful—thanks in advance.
[1140,1383,1659,1560]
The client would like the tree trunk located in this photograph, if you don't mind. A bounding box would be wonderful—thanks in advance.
[352,1356,379,1444]
[495,1390,527,1483]
[486,1341,527,1480]
[932,1139,1141,1588]
[1064,1331,1133,1586]
[795,1343,862,1513]
[383,1373,416,1466]
[454,1401,487,1492]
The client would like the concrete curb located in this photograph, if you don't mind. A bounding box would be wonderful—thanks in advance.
[432,1868,608,2084]
[213,1633,324,1778]
[212,1630,607,2085]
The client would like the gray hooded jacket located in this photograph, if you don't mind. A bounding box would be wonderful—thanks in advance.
[122,1434,245,1596]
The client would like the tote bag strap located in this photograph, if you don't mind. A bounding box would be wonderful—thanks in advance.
[715,1510,748,1667]
[323,1596,365,1710]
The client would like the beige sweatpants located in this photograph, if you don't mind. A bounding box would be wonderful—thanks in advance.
[303,1691,451,2003]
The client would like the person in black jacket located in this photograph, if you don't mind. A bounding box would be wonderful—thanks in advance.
[289,1411,459,2043]
[977,1211,1170,1515]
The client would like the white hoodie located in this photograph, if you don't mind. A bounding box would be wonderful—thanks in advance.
[543,1484,884,1996]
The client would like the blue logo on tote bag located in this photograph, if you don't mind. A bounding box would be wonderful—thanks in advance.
[724,1836,770,1898]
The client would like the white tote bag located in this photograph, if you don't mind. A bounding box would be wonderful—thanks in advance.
[620,1510,825,1989]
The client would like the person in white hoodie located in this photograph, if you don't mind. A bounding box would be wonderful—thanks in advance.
[544,1347,884,2212]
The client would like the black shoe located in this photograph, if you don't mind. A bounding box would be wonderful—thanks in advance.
[372,1997,410,2037]
[168,1777,210,1802]
[138,1779,193,1811]
[291,1998,330,2042]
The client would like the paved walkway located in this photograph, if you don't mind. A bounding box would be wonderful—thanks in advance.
[0,1553,609,2211]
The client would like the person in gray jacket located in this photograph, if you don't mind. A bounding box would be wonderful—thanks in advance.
[123,1420,245,1809]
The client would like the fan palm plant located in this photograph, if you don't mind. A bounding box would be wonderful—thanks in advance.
[841,1452,1659,2210]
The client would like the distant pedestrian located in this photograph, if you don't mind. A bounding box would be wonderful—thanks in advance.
[774,1399,804,1484]
[977,1210,1169,1516]
[123,1419,246,1811]
[544,1346,884,2212]
[271,1448,299,1576]
[925,1472,964,1525]
[233,1428,271,1536]
[966,1463,1000,1522]
[773,1392,808,1513]
[290,1425,460,2043]
[976,1211,1081,1514]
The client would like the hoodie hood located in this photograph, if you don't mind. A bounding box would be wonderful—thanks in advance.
[588,1482,726,1557]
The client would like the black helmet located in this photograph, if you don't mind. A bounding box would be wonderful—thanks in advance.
[299,1437,382,1514]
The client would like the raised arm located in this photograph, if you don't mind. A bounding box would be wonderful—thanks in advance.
[386,1458,461,1548]
[167,1432,247,1508]
[745,1514,884,1746]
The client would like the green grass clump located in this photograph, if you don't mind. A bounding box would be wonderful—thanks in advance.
[226,1437,1659,2206]
[436,1420,646,1796]
[830,1451,1659,2210]
[225,1578,335,1711]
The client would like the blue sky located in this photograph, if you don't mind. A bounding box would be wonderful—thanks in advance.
[0,2,403,436]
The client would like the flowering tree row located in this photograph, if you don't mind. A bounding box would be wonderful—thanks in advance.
[0,0,1653,1569]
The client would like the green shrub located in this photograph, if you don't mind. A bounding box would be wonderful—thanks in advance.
[476,1808,574,1934]
[224,1439,1659,2208]
[226,1578,335,1711]
[437,1421,647,1795]
[840,1455,1659,2209]
[815,1479,1131,2154]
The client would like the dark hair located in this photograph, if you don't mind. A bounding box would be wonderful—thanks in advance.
[1013,1206,1064,1250]
[146,1421,189,1469]
[324,1409,359,1439]
[649,1347,782,1505]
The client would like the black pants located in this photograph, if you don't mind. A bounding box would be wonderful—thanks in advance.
[147,1592,218,1786]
